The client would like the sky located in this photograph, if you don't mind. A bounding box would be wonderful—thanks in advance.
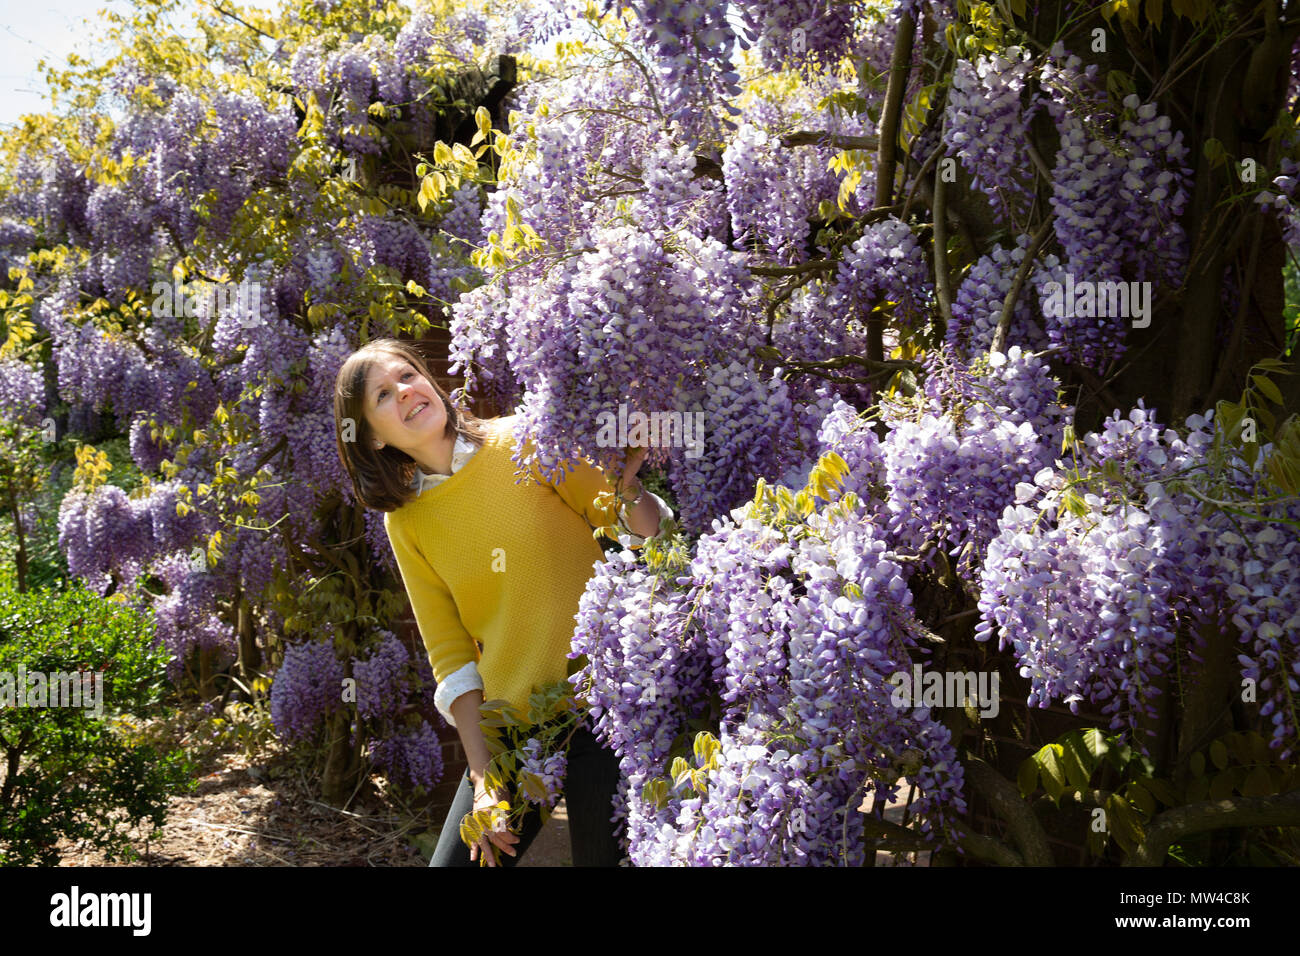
[0,0,285,130]
[0,0,590,131]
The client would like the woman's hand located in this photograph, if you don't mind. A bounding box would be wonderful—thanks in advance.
[467,774,520,866]
[619,445,648,496]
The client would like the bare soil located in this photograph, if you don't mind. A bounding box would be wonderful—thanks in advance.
[48,699,921,867]
[51,699,576,868]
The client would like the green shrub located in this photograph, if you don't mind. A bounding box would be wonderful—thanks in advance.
[0,578,196,865]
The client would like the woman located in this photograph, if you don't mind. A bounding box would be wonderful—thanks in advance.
[333,337,672,866]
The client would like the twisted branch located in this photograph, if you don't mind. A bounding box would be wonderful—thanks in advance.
[990,217,1054,355]
[1124,788,1300,866]
[965,757,1055,866]
[779,131,880,150]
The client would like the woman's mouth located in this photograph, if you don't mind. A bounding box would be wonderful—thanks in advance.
[405,401,429,422]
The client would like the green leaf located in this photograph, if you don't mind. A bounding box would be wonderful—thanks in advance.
[1081,728,1110,762]
[1086,822,1109,857]
[1061,422,1077,455]
[1208,769,1237,801]
[1202,137,1227,167]
[1223,731,1246,764]
[670,756,692,789]
[1240,765,1275,798]
[1107,70,1136,103]
[1209,738,1229,770]
[1146,0,1164,30]
[1254,357,1294,373]
[1125,780,1156,816]
[1216,400,1245,438]
[1106,793,1144,852]
[1253,374,1285,405]
[1038,744,1067,802]
[1189,751,1205,777]
[1017,757,1039,799]
[1060,737,1094,791]
[1255,404,1276,434]
[1140,776,1180,807]
[1060,489,1089,519]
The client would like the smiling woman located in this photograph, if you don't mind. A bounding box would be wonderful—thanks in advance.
[332,337,672,868]
[332,339,492,514]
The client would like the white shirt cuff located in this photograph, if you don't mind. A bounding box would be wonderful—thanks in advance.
[617,490,673,547]
[434,660,485,728]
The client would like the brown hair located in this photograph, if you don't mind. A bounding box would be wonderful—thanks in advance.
[333,337,494,513]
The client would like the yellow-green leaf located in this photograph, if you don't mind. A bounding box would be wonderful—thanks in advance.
[1253,374,1284,405]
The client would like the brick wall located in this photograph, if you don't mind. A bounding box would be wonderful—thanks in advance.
[393,610,468,817]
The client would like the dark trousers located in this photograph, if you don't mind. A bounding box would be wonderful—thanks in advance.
[428,716,624,867]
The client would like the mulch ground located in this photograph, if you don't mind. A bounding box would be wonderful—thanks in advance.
[47,698,922,867]
[50,699,574,867]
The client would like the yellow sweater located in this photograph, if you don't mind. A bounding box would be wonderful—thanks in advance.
[384,414,629,722]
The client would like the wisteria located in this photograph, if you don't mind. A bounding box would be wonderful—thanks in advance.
[346,627,445,760]
[731,0,858,75]
[880,347,1065,578]
[56,483,156,598]
[518,737,568,809]
[351,631,410,724]
[574,470,968,865]
[270,636,346,743]
[945,237,1052,356]
[943,46,1038,226]
[1039,43,1193,370]
[829,216,933,329]
[603,0,741,144]
[0,357,46,427]
[977,402,1300,757]
[369,720,445,794]
[668,359,794,534]
[722,122,837,263]
[459,213,806,536]
[1,0,1296,870]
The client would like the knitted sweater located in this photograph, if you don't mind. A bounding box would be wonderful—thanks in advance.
[384,414,671,728]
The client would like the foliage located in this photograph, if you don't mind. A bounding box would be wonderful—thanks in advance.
[459,679,582,864]
[0,0,1297,864]
[0,578,196,865]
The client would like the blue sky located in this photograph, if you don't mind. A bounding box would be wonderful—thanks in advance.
[0,0,285,129]
[0,2,721,131]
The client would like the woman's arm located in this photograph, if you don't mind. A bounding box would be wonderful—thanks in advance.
[449,687,521,865]
[449,688,492,784]
[617,478,668,539]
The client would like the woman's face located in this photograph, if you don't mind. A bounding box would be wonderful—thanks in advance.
[363,354,448,454]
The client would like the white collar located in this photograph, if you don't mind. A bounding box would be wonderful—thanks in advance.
[410,433,477,493]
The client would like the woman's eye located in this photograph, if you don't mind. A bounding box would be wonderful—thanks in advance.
[378,372,414,402]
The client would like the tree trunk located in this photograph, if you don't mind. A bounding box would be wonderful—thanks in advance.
[5,479,28,593]
[198,645,217,700]
[236,591,261,692]
[320,702,363,807]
